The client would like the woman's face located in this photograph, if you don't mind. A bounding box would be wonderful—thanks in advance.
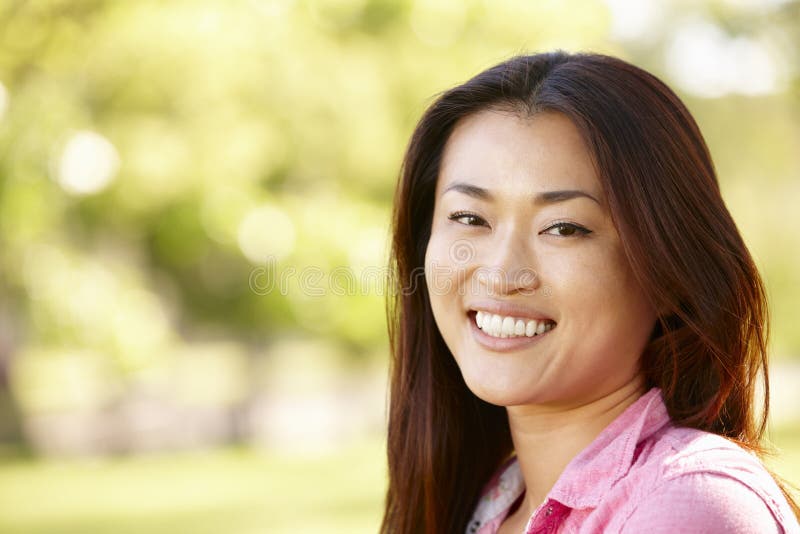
[424,109,657,408]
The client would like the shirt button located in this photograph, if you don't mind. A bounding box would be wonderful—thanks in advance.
[545,505,554,516]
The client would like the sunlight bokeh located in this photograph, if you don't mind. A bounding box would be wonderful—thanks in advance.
[0,0,798,531]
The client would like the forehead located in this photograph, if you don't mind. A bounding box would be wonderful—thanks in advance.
[437,109,602,201]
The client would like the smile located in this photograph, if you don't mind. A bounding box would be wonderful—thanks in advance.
[475,311,556,338]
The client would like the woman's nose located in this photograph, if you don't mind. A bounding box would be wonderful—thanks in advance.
[473,232,541,296]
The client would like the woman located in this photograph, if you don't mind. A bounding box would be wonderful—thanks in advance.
[380,51,800,533]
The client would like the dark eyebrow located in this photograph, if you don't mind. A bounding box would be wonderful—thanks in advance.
[442,182,600,206]
[535,189,600,206]
[442,182,493,201]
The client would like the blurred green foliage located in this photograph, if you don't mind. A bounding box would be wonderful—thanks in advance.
[0,0,798,530]
[0,0,797,510]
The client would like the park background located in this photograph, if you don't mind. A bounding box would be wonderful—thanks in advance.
[0,0,799,532]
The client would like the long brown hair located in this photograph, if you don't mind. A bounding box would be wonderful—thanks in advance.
[381,51,799,534]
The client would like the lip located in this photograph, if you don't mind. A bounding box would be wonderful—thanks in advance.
[468,310,556,352]
[466,299,556,322]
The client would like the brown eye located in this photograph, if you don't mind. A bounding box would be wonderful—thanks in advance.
[542,222,591,238]
[449,211,487,227]
[557,225,576,236]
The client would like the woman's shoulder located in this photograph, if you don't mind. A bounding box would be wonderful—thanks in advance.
[621,424,799,532]
[640,424,775,482]
[618,467,794,533]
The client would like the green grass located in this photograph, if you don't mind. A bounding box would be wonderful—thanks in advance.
[0,437,388,534]
[0,428,798,533]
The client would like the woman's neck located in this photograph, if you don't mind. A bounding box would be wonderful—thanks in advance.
[505,376,647,521]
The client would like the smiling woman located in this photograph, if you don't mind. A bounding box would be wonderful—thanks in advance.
[380,51,800,534]
[426,110,655,413]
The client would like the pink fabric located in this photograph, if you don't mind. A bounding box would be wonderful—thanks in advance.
[466,388,800,533]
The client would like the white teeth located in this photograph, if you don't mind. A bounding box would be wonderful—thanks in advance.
[490,314,502,334]
[501,317,515,336]
[474,311,555,338]
[525,320,537,337]
[514,319,525,336]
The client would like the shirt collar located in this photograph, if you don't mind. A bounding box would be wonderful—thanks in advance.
[482,387,671,517]
[548,386,670,509]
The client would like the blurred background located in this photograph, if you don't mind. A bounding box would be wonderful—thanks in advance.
[0,0,798,532]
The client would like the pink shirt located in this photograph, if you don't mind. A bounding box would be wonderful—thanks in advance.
[467,388,800,533]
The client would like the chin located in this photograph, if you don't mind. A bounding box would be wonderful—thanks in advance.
[463,376,533,407]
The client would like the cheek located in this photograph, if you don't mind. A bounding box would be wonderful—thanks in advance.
[540,248,598,303]
[604,250,654,318]
[551,244,648,316]
[424,233,460,293]
[424,234,445,274]
[563,250,655,347]
[424,235,467,360]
